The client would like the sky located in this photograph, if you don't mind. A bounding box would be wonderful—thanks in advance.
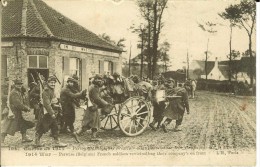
[44,0,256,70]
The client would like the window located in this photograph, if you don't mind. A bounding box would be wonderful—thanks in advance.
[28,55,48,68]
[104,61,113,75]
[70,57,80,77]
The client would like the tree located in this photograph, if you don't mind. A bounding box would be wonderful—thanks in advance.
[99,33,126,49]
[130,23,147,78]
[219,7,237,82]
[158,41,170,72]
[227,50,240,80]
[242,49,256,57]
[220,0,256,86]
[136,0,168,79]
[198,21,217,81]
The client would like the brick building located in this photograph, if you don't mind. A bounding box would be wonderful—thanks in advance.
[1,0,123,92]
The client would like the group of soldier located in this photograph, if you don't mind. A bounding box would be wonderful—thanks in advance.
[1,72,191,148]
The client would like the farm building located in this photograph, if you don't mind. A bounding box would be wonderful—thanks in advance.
[1,0,123,92]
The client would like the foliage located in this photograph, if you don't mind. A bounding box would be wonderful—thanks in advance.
[242,49,256,57]
[134,0,168,79]
[220,0,256,86]
[99,33,126,49]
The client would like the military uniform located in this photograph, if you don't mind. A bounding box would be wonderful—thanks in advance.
[29,83,41,120]
[77,75,113,141]
[35,76,67,147]
[1,79,34,143]
[149,84,165,130]
[1,80,9,120]
[60,82,85,133]
[162,86,189,132]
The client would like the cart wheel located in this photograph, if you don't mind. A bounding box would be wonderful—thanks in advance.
[100,104,119,130]
[118,96,151,136]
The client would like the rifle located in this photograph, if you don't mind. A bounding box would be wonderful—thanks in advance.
[53,74,61,85]
[37,72,47,115]
[7,80,15,119]
[30,73,36,83]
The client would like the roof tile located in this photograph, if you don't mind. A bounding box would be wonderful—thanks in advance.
[2,0,122,52]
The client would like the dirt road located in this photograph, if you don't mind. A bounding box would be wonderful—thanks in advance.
[2,91,256,150]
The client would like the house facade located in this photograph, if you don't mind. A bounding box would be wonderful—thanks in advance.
[201,58,228,81]
[1,0,123,92]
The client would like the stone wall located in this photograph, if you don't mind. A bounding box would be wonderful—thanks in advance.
[1,39,122,92]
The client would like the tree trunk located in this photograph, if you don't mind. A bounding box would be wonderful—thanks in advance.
[228,25,233,82]
[249,34,253,87]
[151,0,158,79]
[140,32,144,78]
[147,18,152,79]
[205,38,209,81]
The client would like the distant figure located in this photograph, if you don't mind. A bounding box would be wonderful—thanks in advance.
[191,79,197,99]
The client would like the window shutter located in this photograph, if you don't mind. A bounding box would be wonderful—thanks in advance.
[113,62,117,74]
[81,59,88,89]
[99,60,104,74]
[63,57,70,75]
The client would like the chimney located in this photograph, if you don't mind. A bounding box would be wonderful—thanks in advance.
[214,57,218,68]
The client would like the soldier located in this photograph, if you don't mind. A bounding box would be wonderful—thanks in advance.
[161,78,190,132]
[34,76,67,147]
[1,79,34,144]
[149,81,166,131]
[29,82,41,120]
[77,74,113,141]
[191,79,197,99]
[60,77,86,134]
[1,77,9,120]
[131,75,153,126]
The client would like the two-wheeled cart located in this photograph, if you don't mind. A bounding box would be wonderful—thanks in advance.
[100,96,152,137]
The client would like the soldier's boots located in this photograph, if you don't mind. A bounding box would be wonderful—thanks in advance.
[174,125,182,132]
[1,133,8,146]
[161,123,168,133]
[53,139,67,147]
[34,133,44,147]
[90,132,102,142]
[76,128,85,136]
[22,133,33,143]
[60,126,70,134]
[149,121,157,131]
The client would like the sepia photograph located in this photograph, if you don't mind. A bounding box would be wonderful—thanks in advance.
[0,0,257,166]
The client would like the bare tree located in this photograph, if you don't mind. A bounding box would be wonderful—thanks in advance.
[220,0,256,86]
[136,0,168,79]
[198,21,217,81]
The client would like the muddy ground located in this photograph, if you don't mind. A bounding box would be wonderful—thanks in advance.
[2,91,256,151]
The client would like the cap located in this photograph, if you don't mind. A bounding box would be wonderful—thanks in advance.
[112,72,120,77]
[48,75,57,82]
[166,78,175,84]
[72,74,79,81]
[14,79,23,84]
[94,74,102,80]
[67,77,77,83]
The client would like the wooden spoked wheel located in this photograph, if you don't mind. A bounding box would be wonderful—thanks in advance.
[100,104,119,130]
[118,96,151,136]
